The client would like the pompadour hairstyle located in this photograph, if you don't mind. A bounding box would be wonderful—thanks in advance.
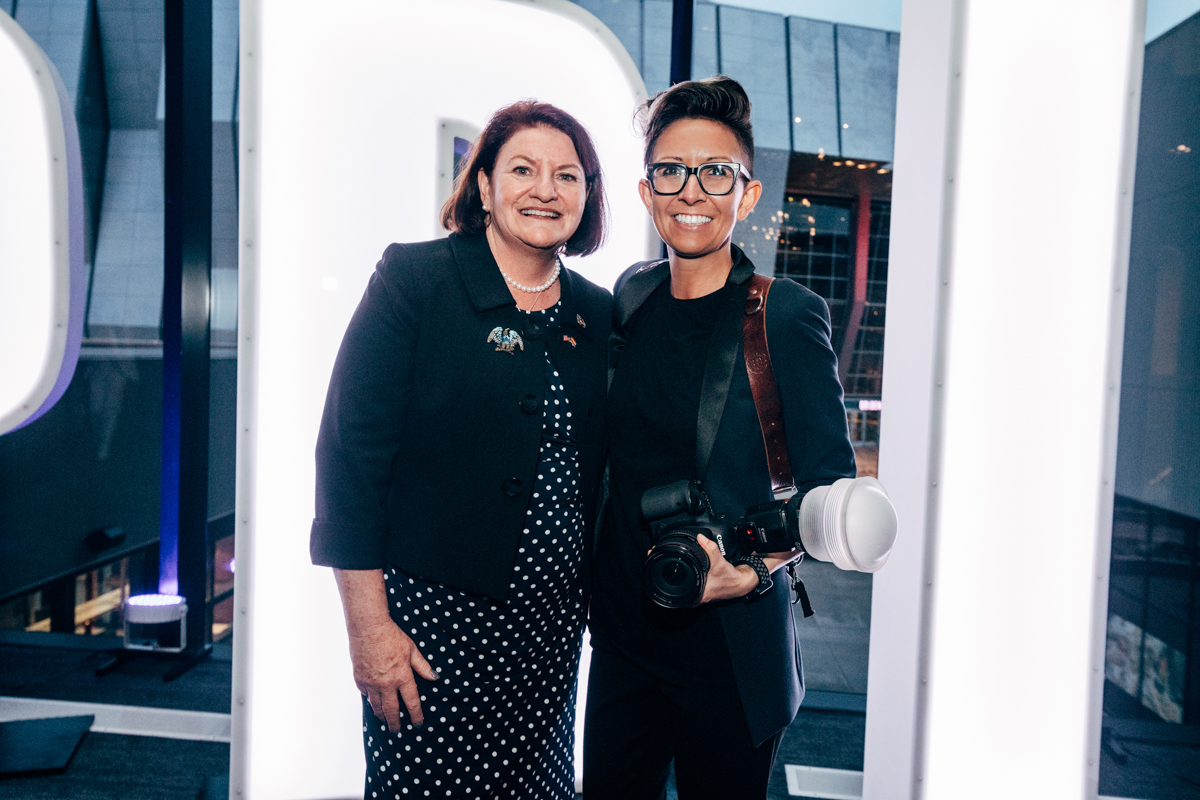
[638,75,755,176]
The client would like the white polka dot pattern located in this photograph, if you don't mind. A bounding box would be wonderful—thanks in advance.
[362,303,585,800]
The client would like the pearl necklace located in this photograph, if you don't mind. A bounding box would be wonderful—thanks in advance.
[500,261,560,294]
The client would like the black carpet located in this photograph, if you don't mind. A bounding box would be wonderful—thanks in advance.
[0,732,228,800]
[0,641,231,714]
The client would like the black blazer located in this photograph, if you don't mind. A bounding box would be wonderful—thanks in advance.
[311,233,612,603]
[609,245,856,746]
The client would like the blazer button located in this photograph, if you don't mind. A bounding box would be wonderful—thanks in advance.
[502,478,524,497]
[519,394,539,414]
[523,318,544,340]
[586,407,593,417]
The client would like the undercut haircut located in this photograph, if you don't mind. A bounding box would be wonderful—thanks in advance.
[638,75,755,176]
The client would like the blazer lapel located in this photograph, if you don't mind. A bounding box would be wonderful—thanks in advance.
[546,268,595,408]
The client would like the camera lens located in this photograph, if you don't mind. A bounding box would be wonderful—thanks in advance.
[643,531,709,608]
[663,562,688,587]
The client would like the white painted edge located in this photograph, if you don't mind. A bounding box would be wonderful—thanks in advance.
[500,0,648,116]
[0,10,78,435]
[1084,2,1147,796]
[498,0,659,262]
[230,1,261,798]
[862,1,959,796]
[0,696,232,743]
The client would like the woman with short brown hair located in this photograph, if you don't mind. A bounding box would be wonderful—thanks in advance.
[585,76,856,799]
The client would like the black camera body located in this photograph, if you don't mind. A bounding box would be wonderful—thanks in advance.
[641,480,802,608]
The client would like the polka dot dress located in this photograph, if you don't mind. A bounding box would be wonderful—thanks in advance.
[363,302,585,800]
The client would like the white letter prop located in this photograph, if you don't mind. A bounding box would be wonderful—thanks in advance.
[233,2,650,798]
[0,11,85,435]
[863,1,1144,798]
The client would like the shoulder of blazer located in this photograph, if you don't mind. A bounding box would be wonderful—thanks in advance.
[363,239,458,326]
[379,237,454,269]
[612,259,669,328]
[762,274,833,337]
[376,238,457,293]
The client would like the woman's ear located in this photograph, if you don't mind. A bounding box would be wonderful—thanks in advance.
[637,178,654,215]
[477,169,492,213]
[736,179,763,221]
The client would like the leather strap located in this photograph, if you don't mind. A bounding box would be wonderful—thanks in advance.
[742,274,796,500]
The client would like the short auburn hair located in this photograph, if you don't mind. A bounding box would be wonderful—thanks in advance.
[441,101,608,257]
[638,75,755,176]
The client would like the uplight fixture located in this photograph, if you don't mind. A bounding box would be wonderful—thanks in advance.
[123,594,188,653]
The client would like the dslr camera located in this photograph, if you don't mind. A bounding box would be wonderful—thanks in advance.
[641,477,897,609]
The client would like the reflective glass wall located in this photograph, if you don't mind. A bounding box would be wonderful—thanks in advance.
[1101,11,1200,798]
[0,0,239,647]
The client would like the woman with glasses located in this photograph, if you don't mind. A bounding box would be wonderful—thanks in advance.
[311,101,611,800]
[584,77,856,799]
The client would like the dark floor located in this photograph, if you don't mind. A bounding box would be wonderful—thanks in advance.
[4,602,1199,799]
[792,558,873,696]
[0,732,228,800]
[768,710,866,799]
[0,635,232,713]
[1100,738,1200,800]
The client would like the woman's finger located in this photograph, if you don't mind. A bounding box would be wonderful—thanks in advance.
[695,534,720,565]
[395,666,425,727]
[366,688,385,721]
[379,684,404,732]
[410,647,440,683]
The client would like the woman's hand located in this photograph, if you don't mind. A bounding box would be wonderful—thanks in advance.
[694,536,802,604]
[695,534,757,603]
[348,619,439,732]
[334,569,439,732]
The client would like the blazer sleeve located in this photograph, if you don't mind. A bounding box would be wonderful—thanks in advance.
[766,279,858,494]
[310,244,422,569]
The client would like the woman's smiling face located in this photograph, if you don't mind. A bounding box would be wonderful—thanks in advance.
[639,117,761,261]
[478,125,587,257]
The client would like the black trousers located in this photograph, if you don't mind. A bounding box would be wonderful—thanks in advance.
[583,645,782,800]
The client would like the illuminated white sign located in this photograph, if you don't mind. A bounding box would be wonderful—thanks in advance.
[233,2,650,797]
[864,1,1142,798]
[0,11,85,435]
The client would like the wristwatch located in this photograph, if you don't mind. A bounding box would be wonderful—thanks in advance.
[733,554,773,601]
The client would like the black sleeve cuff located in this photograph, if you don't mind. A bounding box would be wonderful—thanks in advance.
[309,520,389,570]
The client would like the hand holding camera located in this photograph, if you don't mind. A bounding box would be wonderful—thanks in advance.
[688,534,799,604]
[641,478,898,609]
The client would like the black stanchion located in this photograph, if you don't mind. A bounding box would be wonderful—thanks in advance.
[670,0,694,86]
[162,0,213,662]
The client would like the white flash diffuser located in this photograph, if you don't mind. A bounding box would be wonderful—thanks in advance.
[799,476,898,572]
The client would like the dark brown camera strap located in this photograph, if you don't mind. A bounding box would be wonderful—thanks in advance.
[743,274,796,501]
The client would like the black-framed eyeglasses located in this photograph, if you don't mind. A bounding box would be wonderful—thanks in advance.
[646,162,751,196]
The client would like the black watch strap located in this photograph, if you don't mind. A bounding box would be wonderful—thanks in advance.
[734,554,773,601]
